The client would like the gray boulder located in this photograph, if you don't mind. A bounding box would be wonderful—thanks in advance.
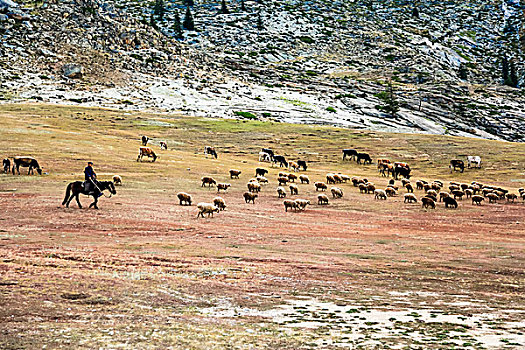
[62,64,84,79]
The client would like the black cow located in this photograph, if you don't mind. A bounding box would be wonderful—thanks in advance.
[356,153,372,165]
[297,160,307,171]
[449,159,464,173]
[262,148,274,160]
[204,146,218,159]
[3,158,10,173]
[342,149,358,161]
[273,155,288,168]
[255,168,268,177]
[141,135,149,146]
[392,165,411,180]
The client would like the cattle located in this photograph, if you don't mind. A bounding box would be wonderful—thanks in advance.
[2,158,10,173]
[229,169,241,179]
[12,157,42,175]
[299,175,310,184]
[404,193,418,203]
[392,165,411,180]
[258,151,272,162]
[255,168,268,177]
[443,196,458,209]
[356,153,372,164]
[201,177,217,187]
[449,159,464,173]
[141,135,149,146]
[342,149,358,161]
[283,199,298,212]
[243,192,258,203]
[289,161,299,172]
[297,160,308,171]
[315,182,327,191]
[137,147,157,162]
[261,148,274,160]
[331,187,343,198]
[379,163,394,177]
[177,192,192,206]
[112,175,122,185]
[471,195,484,205]
[289,184,299,195]
[317,194,329,205]
[273,155,288,168]
[204,146,218,159]
[277,186,287,198]
[467,156,481,169]
[213,197,226,211]
[197,203,219,218]
[377,159,391,168]
[160,141,168,150]
[217,183,231,192]
[422,197,436,209]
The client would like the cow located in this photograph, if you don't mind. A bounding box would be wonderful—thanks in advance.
[342,149,358,161]
[449,159,464,173]
[258,151,272,162]
[262,148,274,160]
[356,153,372,165]
[467,156,481,169]
[12,157,42,175]
[297,160,308,171]
[2,158,10,173]
[137,147,157,162]
[141,135,149,146]
[273,155,288,168]
[255,168,268,177]
[204,146,218,159]
[392,165,411,180]
[160,141,168,150]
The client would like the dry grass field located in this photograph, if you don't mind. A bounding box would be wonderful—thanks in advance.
[0,104,524,349]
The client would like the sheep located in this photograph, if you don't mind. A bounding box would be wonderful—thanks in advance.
[385,187,397,197]
[359,183,367,193]
[426,189,438,198]
[425,194,437,203]
[487,193,499,203]
[213,197,226,211]
[294,199,310,210]
[278,171,289,178]
[401,179,410,187]
[423,183,431,192]
[460,183,469,191]
[375,189,387,200]
[366,183,376,194]
[256,176,269,184]
[247,181,261,193]
[277,186,287,198]
[177,192,192,206]
[112,175,122,186]
[439,192,450,202]
[340,174,351,183]
[422,197,436,209]
[283,199,297,212]
[495,190,506,200]
[197,203,219,218]
[217,183,231,192]
[443,196,458,209]
[333,174,343,183]
[472,195,485,205]
[452,190,465,200]
[416,180,425,190]
[160,141,168,150]
[317,194,329,205]
[431,182,442,192]
[404,193,418,203]
[256,168,268,177]
[201,176,217,187]
[464,189,473,198]
[289,161,299,172]
[326,174,336,184]
[405,183,414,193]
[243,192,258,203]
[290,184,299,195]
[331,187,343,198]
[448,185,460,192]
[229,169,241,179]
[278,176,289,186]
[315,182,327,191]
[288,173,298,182]
[352,177,360,187]
[299,175,310,184]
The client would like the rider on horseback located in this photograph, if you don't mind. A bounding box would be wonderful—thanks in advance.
[84,161,102,197]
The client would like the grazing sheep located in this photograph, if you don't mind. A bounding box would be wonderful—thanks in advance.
[299,175,310,184]
[449,185,460,192]
[366,183,376,194]
[229,169,242,179]
[352,177,360,187]
[426,189,438,198]
[197,203,219,218]
[495,190,506,199]
[294,199,310,210]
[401,179,410,187]
[278,171,289,178]
[460,183,469,191]
[443,196,458,209]
[472,195,485,205]
[243,192,258,203]
[422,197,436,209]
[452,190,465,200]
[256,176,269,184]
[213,197,226,211]
[277,186,287,198]
[416,180,425,190]
[425,194,437,203]
[506,194,517,202]
[297,160,308,171]
[113,175,122,186]
[326,174,336,184]
[283,199,297,212]
[385,187,397,197]
[482,188,494,197]
[431,182,442,192]
[333,174,343,183]
[340,174,351,183]
[201,177,217,187]
[465,189,473,198]
[289,184,299,195]
[331,187,343,198]
[259,151,272,162]
[318,194,329,205]
[315,182,327,191]
[487,193,499,203]
[405,183,414,193]
[439,192,450,202]
[288,173,298,182]
[404,193,418,203]
[375,189,387,200]
[278,176,289,186]
[256,168,268,177]
[177,192,192,206]
[247,182,261,193]
[289,161,299,172]
[423,183,431,192]
[217,183,231,193]
[359,183,367,193]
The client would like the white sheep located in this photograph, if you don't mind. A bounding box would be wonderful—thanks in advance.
[294,199,310,210]
[213,197,226,211]
[276,186,287,198]
[331,187,343,198]
[374,189,387,200]
[197,203,219,218]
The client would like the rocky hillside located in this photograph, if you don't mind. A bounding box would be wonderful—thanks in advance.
[1,0,524,141]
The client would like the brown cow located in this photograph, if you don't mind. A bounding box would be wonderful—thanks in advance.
[137,147,157,162]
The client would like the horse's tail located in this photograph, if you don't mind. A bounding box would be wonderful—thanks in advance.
[62,183,72,205]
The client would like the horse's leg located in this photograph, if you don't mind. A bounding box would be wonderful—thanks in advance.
[75,193,82,208]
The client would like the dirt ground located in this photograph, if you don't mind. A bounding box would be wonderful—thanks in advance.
[0,104,524,349]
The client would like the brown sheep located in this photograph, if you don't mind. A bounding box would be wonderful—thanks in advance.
[471,195,485,205]
[229,169,241,179]
[326,174,336,184]
[385,187,397,197]
[416,180,425,190]
[460,183,469,191]
[366,183,376,194]
[247,182,261,193]
[288,173,298,182]
[352,177,360,187]
[315,182,327,191]
[113,175,122,186]
[506,194,518,202]
[449,185,460,192]
[439,192,450,202]
[426,189,438,198]
[283,199,297,212]
[243,192,258,203]
[333,174,343,183]
[201,176,217,187]
[176,192,192,206]
[278,176,289,186]
[452,190,465,200]
[289,184,299,195]
[331,187,343,199]
[425,194,437,203]
[340,174,351,183]
[278,171,289,178]
[217,183,231,192]
[213,197,226,211]
[431,182,442,192]
[423,183,431,192]
[359,183,368,193]
[487,193,499,203]
[422,197,436,209]
[277,186,287,198]
[404,193,417,203]
[317,194,329,205]
[443,196,458,209]
[197,203,219,218]
[405,183,414,193]
[375,189,387,200]
[256,176,269,184]
[401,179,410,187]
[299,175,310,184]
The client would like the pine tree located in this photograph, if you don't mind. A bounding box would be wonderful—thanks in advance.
[376,80,399,118]
[458,63,468,81]
[502,56,511,86]
[509,60,518,88]
[183,6,195,30]
[154,0,165,20]
[412,6,419,18]
[256,12,263,30]
[150,12,157,29]
[240,0,246,12]
[184,0,194,6]
[173,10,183,39]
[218,0,229,14]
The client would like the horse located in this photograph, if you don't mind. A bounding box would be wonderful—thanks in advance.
[12,156,42,175]
[467,156,481,168]
[449,159,464,173]
[62,180,116,209]
[2,158,10,173]
[342,149,358,161]
[204,146,218,159]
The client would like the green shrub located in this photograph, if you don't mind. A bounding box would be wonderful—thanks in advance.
[233,111,257,119]
[326,107,336,113]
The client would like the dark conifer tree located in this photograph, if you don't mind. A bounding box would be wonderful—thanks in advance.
[173,10,183,39]
[183,6,195,30]
[218,0,229,14]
